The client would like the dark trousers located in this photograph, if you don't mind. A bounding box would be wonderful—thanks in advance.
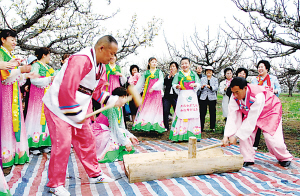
[253,128,262,147]
[22,91,30,119]
[200,99,216,130]
[163,95,177,130]
[92,98,101,117]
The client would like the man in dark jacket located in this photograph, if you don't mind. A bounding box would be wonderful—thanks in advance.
[163,62,179,130]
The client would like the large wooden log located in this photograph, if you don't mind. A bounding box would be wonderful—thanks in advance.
[123,148,243,183]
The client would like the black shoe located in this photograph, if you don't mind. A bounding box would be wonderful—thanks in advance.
[279,161,291,167]
[243,162,254,167]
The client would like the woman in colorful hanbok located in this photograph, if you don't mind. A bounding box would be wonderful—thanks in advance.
[105,54,126,93]
[25,47,57,154]
[91,87,138,163]
[169,57,201,141]
[132,57,165,133]
[0,29,37,168]
[0,49,21,196]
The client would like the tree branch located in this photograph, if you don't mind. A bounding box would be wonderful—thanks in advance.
[0,6,13,30]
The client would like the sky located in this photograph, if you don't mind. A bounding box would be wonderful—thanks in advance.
[94,0,246,72]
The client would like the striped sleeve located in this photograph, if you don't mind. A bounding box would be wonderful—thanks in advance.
[58,55,92,123]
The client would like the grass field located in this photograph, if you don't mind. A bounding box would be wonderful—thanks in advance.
[281,93,300,121]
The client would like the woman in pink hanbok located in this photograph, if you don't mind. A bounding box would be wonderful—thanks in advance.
[104,54,126,93]
[132,57,165,133]
[25,47,58,154]
[91,87,138,163]
[0,29,38,168]
[0,45,22,196]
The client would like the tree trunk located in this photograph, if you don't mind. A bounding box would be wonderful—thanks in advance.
[288,87,293,97]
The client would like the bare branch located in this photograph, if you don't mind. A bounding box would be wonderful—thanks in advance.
[0,6,13,30]
[228,0,300,58]
[165,26,247,75]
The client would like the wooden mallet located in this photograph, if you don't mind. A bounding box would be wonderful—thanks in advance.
[197,143,223,152]
[85,96,133,119]
[127,85,142,107]
[85,103,115,119]
[188,137,223,159]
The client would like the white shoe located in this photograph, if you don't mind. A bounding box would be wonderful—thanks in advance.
[31,149,41,155]
[43,147,51,153]
[49,185,70,196]
[253,147,258,150]
[89,173,114,183]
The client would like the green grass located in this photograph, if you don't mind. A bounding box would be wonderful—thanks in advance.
[280,93,300,120]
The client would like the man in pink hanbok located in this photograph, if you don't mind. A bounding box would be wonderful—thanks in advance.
[42,35,125,196]
[222,77,293,167]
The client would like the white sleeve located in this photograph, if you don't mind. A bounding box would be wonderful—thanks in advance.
[219,80,226,95]
[31,77,52,88]
[120,74,127,86]
[125,129,135,138]
[151,70,164,90]
[235,93,265,140]
[119,68,127,86]
[193,72,201,92]
[2,69,22,85]
[224,95,242,137]
[106,95,119,106]
[135,73,145,93]
[2,69,27,86]
[172,73,180,94]
[18,74,27,86]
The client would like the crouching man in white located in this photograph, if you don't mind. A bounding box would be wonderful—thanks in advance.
[42,35,125,196]
[221,77,293,168]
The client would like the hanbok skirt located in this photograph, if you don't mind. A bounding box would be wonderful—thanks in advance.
[1,84,29,168]
[91,122,134,163]
[107,75,120,94]
[25,84,51,148]
[222,94,229,117]
[169,90,201,141]
[0,168,11,196]
[132,79,165,133]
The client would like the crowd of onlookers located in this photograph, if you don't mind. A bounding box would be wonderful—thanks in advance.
[122,59,280,136]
